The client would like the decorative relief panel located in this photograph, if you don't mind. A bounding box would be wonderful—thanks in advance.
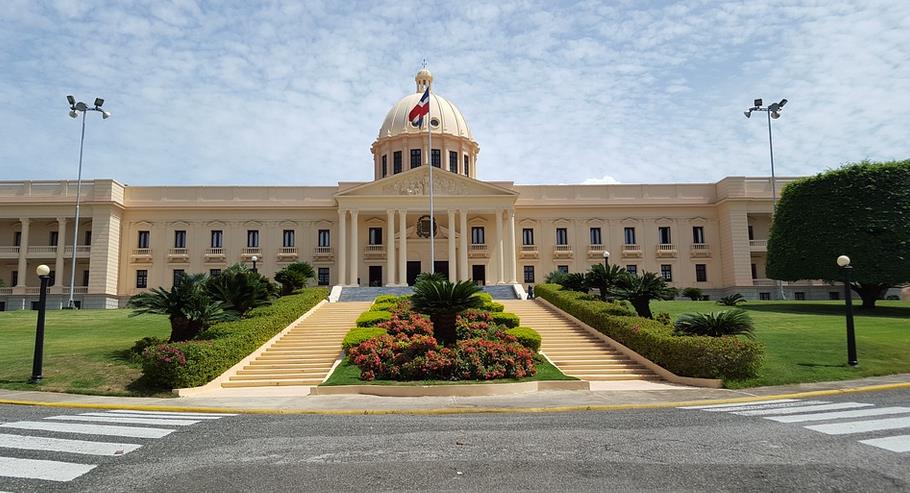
[382,173,468,196]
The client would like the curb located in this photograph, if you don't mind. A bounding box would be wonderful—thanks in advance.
[1,381,909,415]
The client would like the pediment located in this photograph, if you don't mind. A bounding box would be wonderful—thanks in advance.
[335,166,518,198]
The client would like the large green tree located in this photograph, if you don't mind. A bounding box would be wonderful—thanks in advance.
[767,159,910,308]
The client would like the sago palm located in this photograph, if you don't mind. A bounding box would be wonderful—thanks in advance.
[674,309,756,339]
[128,273,233,342]
[410,279,484,345]
[206,263,275,316]
[585,264,628,301]
[612,271,674,319]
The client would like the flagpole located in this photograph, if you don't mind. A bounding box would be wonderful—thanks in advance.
[427,77,435,275]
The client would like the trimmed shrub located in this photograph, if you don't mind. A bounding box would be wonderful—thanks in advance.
[476,292,493,303]
[342,327,388,351]
[485,301,505,312]
[681,287,703,301]
[535,284,763,379]
[491,312,520,328]
[369,302,395,312]
[140,344,187,386]
[674,310,755,339]
[506,327,541,351]
[130,336,167,361]
[374,294,404,304]
[654,312,672,327]
[356,310,392,327]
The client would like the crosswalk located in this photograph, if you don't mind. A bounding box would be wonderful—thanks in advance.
[680,398,910,453]
[0,409,236,484]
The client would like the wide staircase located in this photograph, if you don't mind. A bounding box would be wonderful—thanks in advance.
[337,284,519,302]
[500,300,660,381]
[221,302,370,388]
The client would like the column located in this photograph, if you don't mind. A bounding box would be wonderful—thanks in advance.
[398,210,407,285]
[337,209,346,286]
[495,208,504,284]
[447,209,456,281]
[458,209,469,281]
[386,210,396,286]
[508,208,517,283]
[349,210,359,286]
[16,218,29,287]
[54,217,67,293]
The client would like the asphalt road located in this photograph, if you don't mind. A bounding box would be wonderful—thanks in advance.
[1,388,908,492]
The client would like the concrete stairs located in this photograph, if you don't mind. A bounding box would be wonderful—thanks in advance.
[482,284,520,299]
[220,301,371,388]
[500,300,660,382]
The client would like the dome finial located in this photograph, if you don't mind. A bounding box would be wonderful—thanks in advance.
[416,60,432,92]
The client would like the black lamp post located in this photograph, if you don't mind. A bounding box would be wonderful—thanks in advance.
[30,264,51,384]
[837,255,858,366]
[602,250,610,270]
[251,255,258,273]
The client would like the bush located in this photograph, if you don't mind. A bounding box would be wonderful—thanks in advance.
[674,310,756,339]
[206,263,277,316]
[654,312,672,327]
[718,294,746,306]
[535,284,763,379]
[506,327,541,351]
[485,301,505,312]
[369,302,396,312]
[274,262,315,295]
[374,294,405,304]
[342,327,388,351]
[140,288,328,389]
[682,287,703,301]
[558,272,588,292]
[545,270,569,285]
[356,310,393,327]
[130,336,167,362]
[491,312,520,328]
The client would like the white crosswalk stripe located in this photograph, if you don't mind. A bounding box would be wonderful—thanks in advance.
[0,408,235,484]
[679,398,910,454]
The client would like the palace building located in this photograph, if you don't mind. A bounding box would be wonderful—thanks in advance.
[0,69,834,310]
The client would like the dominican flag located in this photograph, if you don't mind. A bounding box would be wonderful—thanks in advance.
[409,87,430,127]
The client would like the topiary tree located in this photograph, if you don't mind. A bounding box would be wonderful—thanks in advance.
[681,287,703,301]
[767,160,910,309]
[274,261,315,295]
[410,279,484,345]
[128,273,233,342]
[612,271,674,319]
[584,264,628,301]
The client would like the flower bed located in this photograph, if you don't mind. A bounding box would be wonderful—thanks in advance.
[534,284,763,380]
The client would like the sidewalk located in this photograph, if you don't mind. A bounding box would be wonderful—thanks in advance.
[1,373,908,414]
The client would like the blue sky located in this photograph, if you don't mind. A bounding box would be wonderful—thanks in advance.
[1,0,908,186]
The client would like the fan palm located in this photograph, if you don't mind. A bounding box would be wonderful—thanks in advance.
[128,273,233,342]
[585,264,628,301]
[674,309,755,339]
[206,263,275,316]
[717,293,746,306]
[410,279,484,345]
[612,271,674,319]
[414,271,448,284]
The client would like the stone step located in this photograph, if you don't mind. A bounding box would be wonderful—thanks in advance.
[244,362,331,369]
[247,358,336,365]
[236,368,331,376]
[221,379,322,388]
[229,373,328,381]
[557,367,644,374]
[569,374,659,381]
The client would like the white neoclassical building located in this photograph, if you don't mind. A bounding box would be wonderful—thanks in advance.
[0,69,837,310]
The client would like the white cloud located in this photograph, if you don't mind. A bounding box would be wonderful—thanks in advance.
[581,175,621,185]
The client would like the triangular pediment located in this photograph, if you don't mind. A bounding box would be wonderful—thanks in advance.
[335,166,518,198]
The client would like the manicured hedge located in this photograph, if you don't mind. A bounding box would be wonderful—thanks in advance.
[369,302,395,312]
[342,327,388,351]
[535,284,763,380]
[140,288,328,389]
[356,310,392,327]
[506,327,541,352]
[492,312,520,328]
[374,294,407,304]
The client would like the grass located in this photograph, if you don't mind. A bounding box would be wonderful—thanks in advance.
[652,299,910,389]
[0,309,171,397]
[321,356,576,386]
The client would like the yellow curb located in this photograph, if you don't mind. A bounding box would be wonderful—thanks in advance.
[1,381,908,415]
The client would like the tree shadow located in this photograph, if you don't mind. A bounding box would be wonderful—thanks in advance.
[741,303,910,318]
[795,362,849,368]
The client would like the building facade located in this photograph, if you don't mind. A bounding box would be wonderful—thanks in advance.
[0,69,839,310]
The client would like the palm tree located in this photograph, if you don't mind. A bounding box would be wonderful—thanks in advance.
[206,263,275,316]
[414,271,447,284]
[128,273,233,342]
[585,264,628,301]
[674,310,755,338]
[275,261,315,295]
[410,279,484,345]
[612,271,674,319]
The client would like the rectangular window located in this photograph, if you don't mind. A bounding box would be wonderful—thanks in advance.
[209,268,221,277]
[431,149,441,167]
[589,227,602,245]
[410,148,421,168]
[464,154,470,175]
[84,230,92,245]
[626,264,637,275]
[14,231,21,247]
[658,226,672,244]
[282,229,295,248]
[751,263,757,279]
[368,227,383,245]
[557,265,569,274]
[173,269,185,287]
[318,229,331,247]
[522,228,534,246]
[11,271,18,286]
[318,267,330,286]
[138,230,150,249]
[174,230,186,248]
[748,225,755,241]
[381,155,388,177]
[211,230,223,248]
[523,265,535,283]
[794,292,806,300]
[760,292,771,301]
[471,227,485,245]
[624,227,636,245]
[695,264,707,282]
[555,228,568,246]
[82,270,89,287]
[49,231,59,246]
[393,151,402,174]
[136,270,148,289]
[660,264,673,281]
[829,291,840,300]
[449,151,458,172]
[692,226,705,244]
[247,230,260,248]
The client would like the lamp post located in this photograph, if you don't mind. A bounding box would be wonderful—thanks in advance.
[30,265,51,384]
[837,255,858,366]
[251,255,258,273]
[744,98,788,301]
[65,96,111,309]
[602,250,610,270]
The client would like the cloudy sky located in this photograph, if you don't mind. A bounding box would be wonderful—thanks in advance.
[1,0,908,186]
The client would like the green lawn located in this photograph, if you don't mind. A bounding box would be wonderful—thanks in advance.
[321,356,576,386]
[0,309,171,396]
[652,300,910,388]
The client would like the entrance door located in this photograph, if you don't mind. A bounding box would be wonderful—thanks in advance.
[406,261,422,286]
[472,265,486,286]
[368,266,383,287]
[433,261,449,280]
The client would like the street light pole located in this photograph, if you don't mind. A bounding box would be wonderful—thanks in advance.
[65,96,110,309]
[251,255,258,273]
[837,255,858,366]
[30,265,51,383]
[602,250,610,270]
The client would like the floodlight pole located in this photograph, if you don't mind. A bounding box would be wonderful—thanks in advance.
[67,110,87,309]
